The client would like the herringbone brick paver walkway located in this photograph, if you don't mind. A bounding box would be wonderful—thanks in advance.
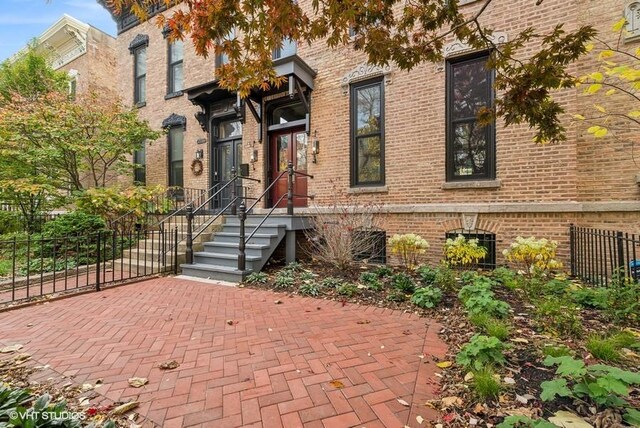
[0,277,446,427]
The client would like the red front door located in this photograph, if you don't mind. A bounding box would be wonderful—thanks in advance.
[270,128,309,208]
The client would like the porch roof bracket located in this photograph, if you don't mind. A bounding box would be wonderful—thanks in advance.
[294,78,310,114]
[245,98,263,142]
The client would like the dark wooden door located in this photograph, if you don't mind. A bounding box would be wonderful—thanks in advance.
[213,138,243,210]
[270,128,308,208]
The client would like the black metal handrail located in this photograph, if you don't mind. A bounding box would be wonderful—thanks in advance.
[246,171,287,213]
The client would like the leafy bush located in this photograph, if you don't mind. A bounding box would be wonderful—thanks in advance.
[492,266,519,289]
[541,356,640,414]
[502,236,562,277]
[274,271,295,289]
[386,290,406,302]
[389,233,429,269]
[299,281,321,297]
[299,270,315,281]
[0,211,21,235]
[542,278,571,297]
[283,261,304,273]
[374,265,393,278]
[41,211,106,238]
[18,258,77,276]
[444,234,488,268]
[245,271,268,284]
[465,293,511,319]
[456,334,508,370]
[410,287,442,309]
[359,271,382,290]
[391,272,416,294]
[458,281,493,303]
[321,277,343,288]
[433,264,457,290]
[416,265,437,285]
[571,287,608,310]
[605,274,640,324]
[472,366,503,401]
[337,283,359,297]
[534,298,582,338]
[469,314,511,340]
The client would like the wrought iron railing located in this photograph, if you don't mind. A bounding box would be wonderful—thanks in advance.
[0,228,178,306]
[570,224,640,286]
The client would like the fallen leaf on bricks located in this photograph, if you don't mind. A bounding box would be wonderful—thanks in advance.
[436,361,453,369]
[416,415,425,424]
[127,378,148,388]
[159,360,179,370]
[0,344,23,353]
[329,380,345,389]
[274,300,283,304]
[110,401,139,416]
[397,398,410,406]
[226,320,234,325]
[356,320,371,324]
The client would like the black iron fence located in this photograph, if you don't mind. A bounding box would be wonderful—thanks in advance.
[0,228,178,306]
[570,224,640,286]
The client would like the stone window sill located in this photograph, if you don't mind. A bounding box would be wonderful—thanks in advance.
[348,186,388,194]
[134,101,146,109]
[441,179,501,190]
[165,91,184,100]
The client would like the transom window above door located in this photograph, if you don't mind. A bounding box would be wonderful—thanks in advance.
[217,119,242,139]
[270,102,306,125]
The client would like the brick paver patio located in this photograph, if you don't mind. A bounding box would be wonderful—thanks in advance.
[0,276,446,427]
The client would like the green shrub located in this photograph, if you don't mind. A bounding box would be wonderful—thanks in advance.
[386,290,406,302]
[433,264,457,290]
[274,271,295,289]
[542,344,573,358]
[374,265,393,278]
[605,275,640,324]
[502,236,562,277]
[416,265,437,285]
[0,211,21,235]
[464,293,511,319]
[541,356,640,411]
[41,211,106,238]
[18,258,77,276]
[542,278,571,297]
[391,272,416,294]
[299,281,321,297]
[497,416,557,428]
[444,234,488,269]
[410,287,442,309]
[456,334,508,370]
[337,283,359,297]
[359,271,383,290]
[571,287,609,309]
[283,261,304,273]
[469,314,511,341]
[492,267,518,290]
[245,271,268,284]
[458,281,493,303]
[534,298,582,338]
[0,259,11,277]
[586,335,621,362]
[321,277,343,288]
[472,366,503,400]
[299,270,315,281]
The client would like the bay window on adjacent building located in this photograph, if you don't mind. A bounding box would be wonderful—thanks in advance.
[446,52,495,181]
[167,39,184,95]
[350,78,384,186]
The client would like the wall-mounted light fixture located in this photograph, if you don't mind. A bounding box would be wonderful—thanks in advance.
[195,149,204,160]
[312,131,320,163]
[250,149,259,170]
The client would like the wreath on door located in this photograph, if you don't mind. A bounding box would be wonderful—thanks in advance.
[191,159,203,176]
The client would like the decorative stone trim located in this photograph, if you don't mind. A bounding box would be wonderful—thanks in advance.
[434,32,509,72]
[625,2,640,42]
[164,91,184,100]
[128,34,149,53]
[347,186,389,194]
[461,213,479,231]
[441,179,502,190]
[162,113,187,129]
[341,63,392,95]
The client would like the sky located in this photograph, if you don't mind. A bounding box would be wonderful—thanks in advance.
[0,0,117,62]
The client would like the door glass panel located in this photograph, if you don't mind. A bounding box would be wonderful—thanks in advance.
[220,143,232,181]
[219,120,242,139]
[235,141,243,169]
[277,135,290,172]
[296,133,308,170]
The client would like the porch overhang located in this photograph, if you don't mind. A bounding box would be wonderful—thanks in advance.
[186,80,236,107]
[248,55,317,103]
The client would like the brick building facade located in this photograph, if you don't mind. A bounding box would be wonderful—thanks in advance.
[100,0,640,266]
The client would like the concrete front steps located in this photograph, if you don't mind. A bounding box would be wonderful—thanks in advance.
[180,215,311,283]
[119,216,223,275]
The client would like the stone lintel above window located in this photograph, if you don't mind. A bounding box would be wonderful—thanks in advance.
[162,113,187,130]
[128,34,149,53]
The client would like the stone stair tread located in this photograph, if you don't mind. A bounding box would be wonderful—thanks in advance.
[204,242,270,250]
[193,252,262,261]
[214,232,278,238]
[179,263,246,273]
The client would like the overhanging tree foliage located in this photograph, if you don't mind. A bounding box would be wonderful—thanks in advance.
[110,0,596,143]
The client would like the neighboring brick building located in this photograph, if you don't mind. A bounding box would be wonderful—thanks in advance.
[99,0,640,267]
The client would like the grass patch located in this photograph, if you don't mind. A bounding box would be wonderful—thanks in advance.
[472,367,502,400]
[586,335,621,362]
[542,344,573,358]
[469,314,510,341]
